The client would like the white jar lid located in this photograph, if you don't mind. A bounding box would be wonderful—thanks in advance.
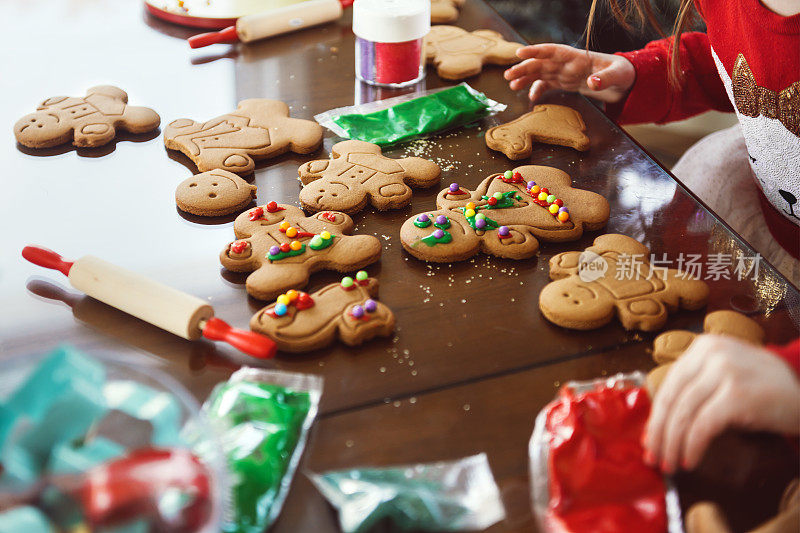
[352,0,430,43]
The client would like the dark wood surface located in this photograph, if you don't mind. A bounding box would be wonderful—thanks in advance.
[1,1,798,531]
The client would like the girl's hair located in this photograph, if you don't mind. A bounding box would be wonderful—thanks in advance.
[585,0,698,84]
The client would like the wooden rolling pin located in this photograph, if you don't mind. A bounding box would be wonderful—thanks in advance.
[22,246,276,359]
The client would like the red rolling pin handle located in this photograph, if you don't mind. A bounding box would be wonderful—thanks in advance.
[201,318,277,359]
[22,246,74,277]
[188,25,238,48]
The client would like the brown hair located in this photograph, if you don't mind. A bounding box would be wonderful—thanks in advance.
[585,0,698,84]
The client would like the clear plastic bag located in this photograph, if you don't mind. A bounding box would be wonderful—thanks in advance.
[315,83,506,147]
[309,453,505,532]
[529,372,684,533]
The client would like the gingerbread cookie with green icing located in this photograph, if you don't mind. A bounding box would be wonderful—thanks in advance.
[250,272,395,353]
[400,166,610,262]
[220,203,381,300]
[297,140,440,214]
[539,234,710,332]
[164,99,323,174]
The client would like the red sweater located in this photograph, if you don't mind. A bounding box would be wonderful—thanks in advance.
[768,338,800,377]
[606,1,800,258]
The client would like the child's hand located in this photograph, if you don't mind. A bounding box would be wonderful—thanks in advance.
[504,43,635,103]
[645,335,800,474]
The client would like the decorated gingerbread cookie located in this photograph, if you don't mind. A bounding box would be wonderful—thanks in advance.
[646,310,764,392]
[14,86,160,149]
[424,26,523,80]
[164,99,323,174]
[430,0,465,23]
[176,169,257,217]
[220,204,381,300]
[250,272,395,353]
[400,167,609,262]
[539,234,710,332]
[486,105,590,159]
[297,140,441,214]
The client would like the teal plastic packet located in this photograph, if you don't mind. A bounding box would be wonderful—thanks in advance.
[308,453,506,532]
[315,83,506,147]
[200,367,323,533]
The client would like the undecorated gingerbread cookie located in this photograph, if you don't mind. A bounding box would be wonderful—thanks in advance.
[176,169,257,216]
[297,140,441,214]
[424,26,523,80]
[430,0,465,23]
[486,105,590,159]
[400,167,609,262]
[220,203,381,300]
[539,234,710,331]
[14,85,160,149]
[164,99,323,174]
[250,272,395,353]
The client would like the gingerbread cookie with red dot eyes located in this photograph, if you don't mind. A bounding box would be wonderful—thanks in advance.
[424,26,523,80]
[250,272,395,353]
[297,140,441,214]
[486,105,590,159]
[14,85,160,149]
[175,169,257,216]
[430,0,465,23]
[220,203,382,301]
[400,166,610,263]
[539,234,710,332]
[164,99,323,174]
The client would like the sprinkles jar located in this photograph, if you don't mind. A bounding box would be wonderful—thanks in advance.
[353,0,429,87]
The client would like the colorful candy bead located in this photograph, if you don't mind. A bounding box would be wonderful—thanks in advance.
[356,270,368,281]
[309,235,323,248]
[538,192,548,202]
[546,194,556,203]
[321,231,331,239]
[541,187,549,194]
[554,199,564,207]
[498,226,510,236]
[435,215,448,225]
[466,202,476,210]
[266,201,279,212]
[341,276,354,288]
[290,240,302,251]
[279,243,291,253]
[513,172,522,181]
[527,181,536,189]
[504,170,513,180]
[417,214,430,223]
[465,208,476,218]
[286,227,298,238]
[277,294,290,306]
[433,229,444,239]
[493,192,503,200]
[269,245,280,256]
[351,305,364,318]
[488,197,498,206]
[449,183,459,193]
[558,211,570,222]
[286,290,298,301]
[279,221,290,231]
[559,206,569,213]
[475,218,487,229]
[531,185,541,195]
[365,299,377,313]
[475,213,486,220]
[549,204,560,214]
[274,303,288,316]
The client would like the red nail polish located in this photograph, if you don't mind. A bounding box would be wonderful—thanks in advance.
[590,75,602,89]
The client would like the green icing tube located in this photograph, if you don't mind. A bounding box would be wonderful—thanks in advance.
[331,85,501,146]
[203,368,322,533]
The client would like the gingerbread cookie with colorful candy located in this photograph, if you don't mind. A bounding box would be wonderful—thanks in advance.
[400,166,610,262]
[220,203,381,300]
[164,99,323,174]
[539,234,710,332]
[646,310,765,393]
[297,140,441,214]
[486,105,590,159]
[175,169,257,217]
[14,85,160,149]
[424,26,523,80]
[430,0,465,23]
[250,272,395,353]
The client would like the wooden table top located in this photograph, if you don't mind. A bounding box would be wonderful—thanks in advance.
[1,1,798,531]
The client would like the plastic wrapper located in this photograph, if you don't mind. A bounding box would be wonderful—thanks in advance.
[309,453,505,532]
[529,372,684,533]
[315,83,506,146]
[202,367,322,533]
[0,346,225,532]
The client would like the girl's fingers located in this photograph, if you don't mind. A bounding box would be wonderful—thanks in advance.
[517,43,561,60]
[528,79,550,101]
[658,369,720,473]
[586,59,636,93]
[504,58,544,81]
[681,385,735,470]
[509,75,537,91]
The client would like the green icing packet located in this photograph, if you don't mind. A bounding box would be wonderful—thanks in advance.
[202,368,322,533]
[315,83,506,147]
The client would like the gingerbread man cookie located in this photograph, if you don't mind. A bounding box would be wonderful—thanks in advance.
[424,26,523,80]
[646,310,764,392]
[297,140,441,214]
[486,105,590,159]
[430,0,465,23]
[220,203,381,300]
[176,169,257,216]
[400,167,609,262]
[164,99,323,174]
[250,272,395,353]
[14,86,160,149]
[539,234,710,332]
